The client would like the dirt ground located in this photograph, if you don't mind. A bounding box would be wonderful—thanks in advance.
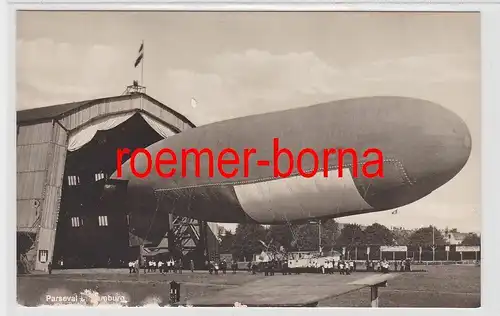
[17,265,480,308]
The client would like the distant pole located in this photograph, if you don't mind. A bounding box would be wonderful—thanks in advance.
[432,226,435,247]
[318,220,321,254]
[432,227,436,262]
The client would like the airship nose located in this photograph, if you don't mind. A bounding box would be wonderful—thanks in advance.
[399,99,471,188]
[405,109,471,186]
[355,98,472,210]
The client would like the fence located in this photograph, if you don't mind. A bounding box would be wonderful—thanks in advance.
[331,245,480,262]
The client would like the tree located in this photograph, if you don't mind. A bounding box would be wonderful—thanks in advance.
[291,223,320,251]
[278,219,339,252]
[231,224,268,261]
[364,223,395,246]
[320,219,340,250]
[219,229,235,254]
[335,224,365,246]
[407,226,446,246]
[461,233,481,246]
[392,227,412,245]
[267,224,294,250]
[217,226,226,238]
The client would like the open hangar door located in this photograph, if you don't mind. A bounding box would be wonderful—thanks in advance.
[54,111,166,268]
[17,93,216,272]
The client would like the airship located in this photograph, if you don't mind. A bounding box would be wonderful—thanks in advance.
[108,96,471,245]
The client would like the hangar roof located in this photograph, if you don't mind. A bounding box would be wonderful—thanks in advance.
[16,92,196,128]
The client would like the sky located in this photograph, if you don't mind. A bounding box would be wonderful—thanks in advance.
[16,11,481,233]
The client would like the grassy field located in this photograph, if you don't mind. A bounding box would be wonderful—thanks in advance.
[320,265,480,307]
[17,265,480,308]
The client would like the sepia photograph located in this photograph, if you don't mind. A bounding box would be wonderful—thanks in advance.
[16,10,480,308]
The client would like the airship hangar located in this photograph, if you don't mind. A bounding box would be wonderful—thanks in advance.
[17,85,219,272]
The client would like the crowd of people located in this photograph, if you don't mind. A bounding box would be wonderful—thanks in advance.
[125,256,412,276]
[366,258,412,273]
[127,258,196,274]
[207,259,239,275]
[243,258,360,275]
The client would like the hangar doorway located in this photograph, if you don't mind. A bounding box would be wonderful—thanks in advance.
[52,112,167,268]
[17,93,217,272]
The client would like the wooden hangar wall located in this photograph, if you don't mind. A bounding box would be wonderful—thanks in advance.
[16,93,216,271]
[17,121,67,272]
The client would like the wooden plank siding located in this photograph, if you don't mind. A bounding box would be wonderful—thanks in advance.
[34,123,68,271]
[17,122,53,145]
[16,120,68,271]
[58,96,191,133]
[16,122,54,233]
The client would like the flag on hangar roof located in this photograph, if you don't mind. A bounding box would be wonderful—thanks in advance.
[134,42,144,68]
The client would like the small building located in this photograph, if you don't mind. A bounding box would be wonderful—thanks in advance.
[444,232,468,245]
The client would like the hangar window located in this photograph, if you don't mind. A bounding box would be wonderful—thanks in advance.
[71,217,82,227]
[98,215,109,227]
[68,176,80,186]
[38,250,48,263]
[95,172,106,181]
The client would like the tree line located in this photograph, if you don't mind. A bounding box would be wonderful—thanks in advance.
[217,221,481,261]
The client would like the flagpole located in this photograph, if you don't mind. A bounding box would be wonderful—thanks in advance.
[141,40,144,88]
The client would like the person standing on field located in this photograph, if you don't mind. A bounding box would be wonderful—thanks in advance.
[48,262,52,275]
[158,259,164,274]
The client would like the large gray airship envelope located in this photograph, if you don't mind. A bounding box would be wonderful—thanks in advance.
[109,96,471,245]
